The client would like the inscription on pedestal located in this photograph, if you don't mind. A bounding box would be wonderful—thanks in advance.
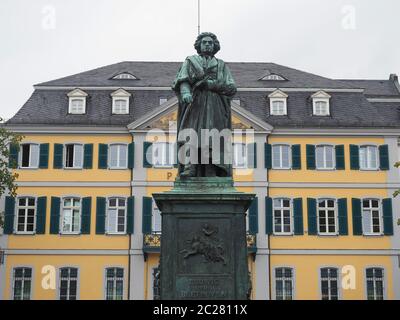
[176,276,233,299]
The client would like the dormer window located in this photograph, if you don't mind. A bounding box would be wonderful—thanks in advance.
[312,91,331,116]
[232,98,241,106]
[67,89,88,114]
[260,74,286,81]
[268,90,288,115]
[111,89,131,115]
[112,73,137,80]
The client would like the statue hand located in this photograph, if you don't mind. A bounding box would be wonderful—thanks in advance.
[181,92,193,104]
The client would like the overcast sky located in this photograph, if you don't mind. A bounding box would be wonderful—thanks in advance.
[1,0,399,120]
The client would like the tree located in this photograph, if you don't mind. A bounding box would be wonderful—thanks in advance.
[0,118,23,228]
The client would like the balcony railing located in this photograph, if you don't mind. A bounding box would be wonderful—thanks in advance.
[143,232,257,254]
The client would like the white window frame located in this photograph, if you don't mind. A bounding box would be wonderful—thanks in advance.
[105,267,124,300]
[272,144,291,169]
[106,197,127,235]
[270,99,287,115]
[365,267,385,300]
[231,98,241,106]
[60,197,81,234]
[152,142,174,168]
[67,89,88,114]
[12,267,33,300]
[315,145,335,170]
[68,98,86,114]
[112,73,136,80]
[64,143,84,169]
[274,267,294,300]
[233,142,248,169]
[361,198,383,236]
[272,198,293,235]
[111,88,131,115]
[317,198,338,235]
[108,144,128,169]
[359,145,379,170]
[58,267,79,300]
[152,200,162,234]
[112,97,129,115]
[14,196,36,234]
[320,267,340,300]
[159,97,168,105]
[261,74,286,81]
[19,143,39,169]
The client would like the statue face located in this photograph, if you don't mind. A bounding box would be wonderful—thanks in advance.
[200,36,214,55]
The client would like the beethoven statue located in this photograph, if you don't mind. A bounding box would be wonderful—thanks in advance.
[172,32,237,177]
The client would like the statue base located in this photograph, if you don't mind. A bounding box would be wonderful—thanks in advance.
[153,177,255,300]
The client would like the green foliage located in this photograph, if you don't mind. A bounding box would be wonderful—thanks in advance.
[0,117,23,227]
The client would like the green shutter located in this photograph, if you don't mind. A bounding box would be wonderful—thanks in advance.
[98,144,108,169]
[81,197,91,234]
[83,144,93,169]
[335,145,345,170]
[293,198,303,235]
[127,196,135,234]
[307,198,317,235]
[39,144,49,169]
[128,142,135,169]
[248,197,258,234]
[265,196,273,234]
[306,145,316,170]
[53,144,63,169]
[95,197,106,235]
[142,196,153,233]
[264,143,272,169]
[8,143,19,169]
[247,143,257,168]
[50,197,61,234]
[351,198,362,235]
[36,197,47,234]
[338,198,348,235]
[379,145,389,171]
[350,145,359,170]
[382,198,393,235]
[4,196,15,234]
[291,145,301,170]
[143,142,153,168]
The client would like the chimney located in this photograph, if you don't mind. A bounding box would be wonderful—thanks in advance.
[389,73,400,93]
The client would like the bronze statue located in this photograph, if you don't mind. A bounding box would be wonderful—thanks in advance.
[172,32,237,177]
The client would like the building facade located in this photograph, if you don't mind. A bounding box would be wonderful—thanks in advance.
[1,61,400,300]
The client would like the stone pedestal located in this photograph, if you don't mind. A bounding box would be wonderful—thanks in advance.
[153,177,255,300]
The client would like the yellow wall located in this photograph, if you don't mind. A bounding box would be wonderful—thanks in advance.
[5,255,129,300]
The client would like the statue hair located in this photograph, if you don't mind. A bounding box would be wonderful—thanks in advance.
[194,32,221,55]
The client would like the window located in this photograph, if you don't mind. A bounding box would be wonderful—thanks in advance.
[105,268,124,300]
[15,197,36,234]
[65,144,83,168]
[12,267,32,300]
[153,142,174,168]
[313,100,329,116]
[112,73,137,80]
[69,98,86,114]
[20,144,39,168]
[320,268,339,300]
[159,97,168,105]
[61,198,81,234]
[107,198,126,234]
[109,144,128,169]
[152,200,161,233]
[111,88,131,114]
[316,145,335,169]
[362,199,382,235]
[273,198,292,234]
[59,268,78,300]
[112,99,129,114]
[275,268,293,300]
[272,145,291,169]
[233,143,247,169]
[359,146,378,170]
[366,268,384,300]
[270,100,286,115]
[231,98,241,106]
[260,74,286,81]
[317,199,337,235]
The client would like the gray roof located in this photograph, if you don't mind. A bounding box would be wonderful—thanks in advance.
[7,61,400,128]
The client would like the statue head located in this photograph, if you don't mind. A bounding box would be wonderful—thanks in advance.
[194,32,221,56]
